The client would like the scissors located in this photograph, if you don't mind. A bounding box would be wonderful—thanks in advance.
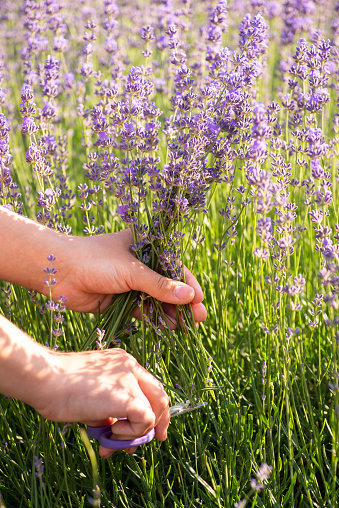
[87,401,206,450]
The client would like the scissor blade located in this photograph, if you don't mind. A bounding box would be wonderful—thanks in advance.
[170,401,206,418]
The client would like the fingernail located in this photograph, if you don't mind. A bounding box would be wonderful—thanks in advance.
[174,285,194,301]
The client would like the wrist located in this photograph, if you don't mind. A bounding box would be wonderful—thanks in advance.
[26,223,73,298]
[29,349,67,421]
[21,347,60,413]
[0,316,60,413]
[34,233,74,299]
[0,207,71,295]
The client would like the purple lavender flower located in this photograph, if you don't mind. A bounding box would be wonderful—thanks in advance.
[22,116,38,136]
[281,0,315,45]
[34,456,44,479]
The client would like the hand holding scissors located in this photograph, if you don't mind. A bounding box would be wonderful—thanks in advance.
[87,401,206,450]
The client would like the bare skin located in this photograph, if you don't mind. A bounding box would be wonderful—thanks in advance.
[0,317,170,458]
[0,208,207,458]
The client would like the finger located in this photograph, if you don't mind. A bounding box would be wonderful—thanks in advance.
[109,396,156,439]
[135,366,170,441]
[100,447,116,459]
[133,302,206,331]
[132,305,176,329]
[125,446,138,454]
[84,417,128,458]
[162,302,207,326]
[127,259,195,305]
[154,404,170,441]
[183,266,204,304]
[83,417,115,427]
[99,406,168,458]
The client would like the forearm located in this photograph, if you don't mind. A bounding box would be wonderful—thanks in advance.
[0,314,56,407]
[0,207,71,295]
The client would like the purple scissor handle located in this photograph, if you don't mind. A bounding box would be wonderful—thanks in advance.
[87,423,155,449]
[87,401,206,450]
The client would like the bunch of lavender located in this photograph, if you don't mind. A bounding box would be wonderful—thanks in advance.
[80,10,270,398]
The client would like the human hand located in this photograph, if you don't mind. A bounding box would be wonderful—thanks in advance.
[1,316,168,458]
[35,348,170,458]
[51,229,207,328]
[0,209,206,328]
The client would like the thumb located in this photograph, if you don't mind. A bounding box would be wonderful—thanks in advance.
[129,261,195,304]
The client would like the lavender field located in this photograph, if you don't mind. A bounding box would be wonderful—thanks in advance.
[1,0,339,506]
